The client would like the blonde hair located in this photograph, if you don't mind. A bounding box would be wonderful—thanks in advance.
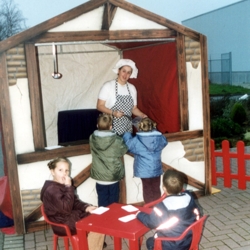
[138,117,157,132]
[47,157,71,170]
[163,170,184,195]
[97,113,112,130]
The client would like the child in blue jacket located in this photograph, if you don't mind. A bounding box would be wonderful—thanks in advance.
[136,169,201,250]
[123,117,167,203]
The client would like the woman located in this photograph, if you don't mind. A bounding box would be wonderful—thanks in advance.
[97,59,147,135]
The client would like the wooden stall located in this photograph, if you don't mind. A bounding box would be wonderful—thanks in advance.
[0,0,210,234]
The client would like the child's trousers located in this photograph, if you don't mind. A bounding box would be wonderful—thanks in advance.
[141,176,161,204]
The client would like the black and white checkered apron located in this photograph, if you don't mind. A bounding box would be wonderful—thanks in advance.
[111,82,134,135]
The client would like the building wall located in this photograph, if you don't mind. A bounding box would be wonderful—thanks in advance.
[182,0,250,74]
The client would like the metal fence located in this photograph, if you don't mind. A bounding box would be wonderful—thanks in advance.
[208,52,232,84]
[208,52,250,85]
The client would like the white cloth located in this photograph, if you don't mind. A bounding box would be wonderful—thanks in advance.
[98,80,137,109]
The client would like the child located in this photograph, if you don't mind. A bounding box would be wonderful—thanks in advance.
[136,169,201,250]
[89,113,128,207]
[40,157,104,250]
[123,117,167,203]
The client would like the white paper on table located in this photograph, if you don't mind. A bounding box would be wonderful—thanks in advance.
[121,205,139,212]
[91,206,109,215]
[118,214,136,222]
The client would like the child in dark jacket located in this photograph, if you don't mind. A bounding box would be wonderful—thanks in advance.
[136,169,201,250]
[40,157,104,250]
[123,117,167,203]
[90,113,128,207]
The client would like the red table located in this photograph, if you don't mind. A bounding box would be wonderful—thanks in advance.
[76,203,152,250]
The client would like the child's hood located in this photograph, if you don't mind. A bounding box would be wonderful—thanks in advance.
[136,130,166,152]
[91,130,117,151]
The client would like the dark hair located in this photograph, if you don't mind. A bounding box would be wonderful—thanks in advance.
[47,157,71,170]
[162,169,184,195]
[97,113,112,130]
[138,117,157,132]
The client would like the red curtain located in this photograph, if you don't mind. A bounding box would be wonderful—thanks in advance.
[124,42,180,133]
[0,176,13,219]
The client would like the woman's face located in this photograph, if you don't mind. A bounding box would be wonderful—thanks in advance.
[117,65,132,84]
[51,161,70,184]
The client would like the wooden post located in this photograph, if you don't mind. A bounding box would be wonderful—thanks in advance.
[0,52,24,234]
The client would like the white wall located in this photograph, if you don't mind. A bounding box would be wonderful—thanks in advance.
[38,44,120,146]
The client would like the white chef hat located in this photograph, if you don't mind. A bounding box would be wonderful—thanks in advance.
[112,59,138,78]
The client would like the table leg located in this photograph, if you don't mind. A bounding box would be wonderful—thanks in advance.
[113,237,122,250]
[76,228,89,250]
[129,239,140,250]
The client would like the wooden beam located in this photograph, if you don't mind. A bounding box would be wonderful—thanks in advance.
[31,29,176,44]
[109,0,200,41]
[200,34,212,195]
[0,52,24,234]
[162,163,205,191]
[25,221,47,233]
[73,164,91,187]
[24,206,41,223]
[0,0,106,53]
[176,32,189,131]
[0,0,201,53]
[102,2,117,30]
[17,130,203,165]
[25,44,46,149]
[17,144,91,164]
[164,130,203,141]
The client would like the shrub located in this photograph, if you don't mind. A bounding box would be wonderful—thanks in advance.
[230,102,247,125]
[210,96,230,119]
[211,117,244,138]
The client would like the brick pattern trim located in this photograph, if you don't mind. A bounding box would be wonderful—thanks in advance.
[182,137,204,161]
[185,36,201,68]
[21,189,41,217]
[7,44,27,86]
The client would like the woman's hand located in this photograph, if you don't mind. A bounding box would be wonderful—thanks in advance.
[86,206,98,213]
[132,106,147,118]
[113,110,124,118]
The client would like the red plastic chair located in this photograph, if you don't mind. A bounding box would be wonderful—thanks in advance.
[143,193,167,208]
[41,204,79,250]
[139,194,167,246]
[153,215,208,250]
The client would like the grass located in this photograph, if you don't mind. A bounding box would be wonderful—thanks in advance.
[210,83,250,96]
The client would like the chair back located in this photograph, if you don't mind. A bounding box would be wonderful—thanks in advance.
[41,204,79,250]
[41,204,72,236]
[188,215,208,249]
[143,193,167,208]
[154,215,208,250]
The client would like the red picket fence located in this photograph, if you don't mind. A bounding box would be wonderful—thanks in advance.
[211,139,250,190]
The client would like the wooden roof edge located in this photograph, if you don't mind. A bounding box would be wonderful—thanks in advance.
[0,0,106,53]
[109,0,201,41]
[0,0,202,53]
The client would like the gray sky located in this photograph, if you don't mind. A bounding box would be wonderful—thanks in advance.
[17,0,242,28]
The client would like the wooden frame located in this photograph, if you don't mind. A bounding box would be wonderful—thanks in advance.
[0,53,24,234]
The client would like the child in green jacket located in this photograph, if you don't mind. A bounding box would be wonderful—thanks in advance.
[89,113,128,207]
